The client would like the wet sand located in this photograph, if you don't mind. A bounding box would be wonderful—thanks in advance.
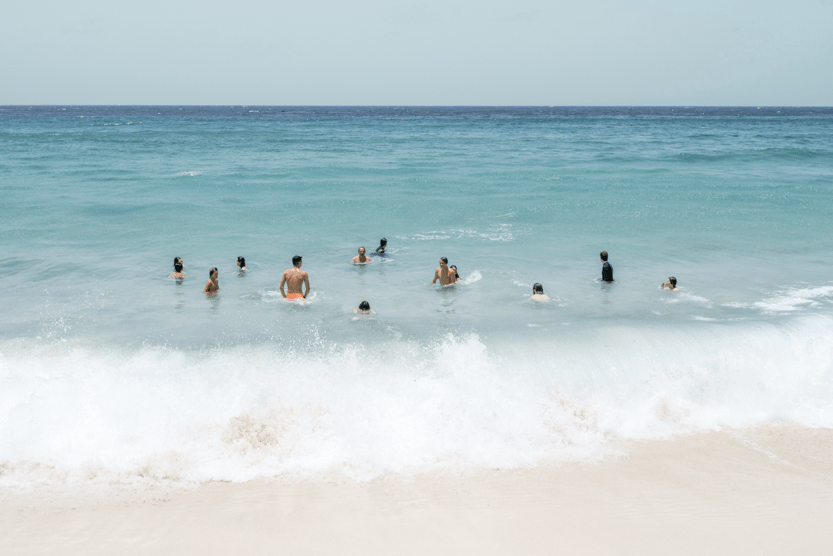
[2,425,832,555]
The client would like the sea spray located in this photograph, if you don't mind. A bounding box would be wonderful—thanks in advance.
[2,317,832,491]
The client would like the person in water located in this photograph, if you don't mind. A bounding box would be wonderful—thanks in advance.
[600,251,614,282]
[374,238,387,255]
[450,265,461,283]
[203,267,219,294]
[237,256,247,271]
[350,247,372,264]
[661,276,678,291]
[432,257,455,286]
[353,301,376,315]
[530,283,551,302]
[170,257,185,278]
[280,255,310,300]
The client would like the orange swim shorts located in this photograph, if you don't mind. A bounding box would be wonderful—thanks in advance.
[286,293,305,300]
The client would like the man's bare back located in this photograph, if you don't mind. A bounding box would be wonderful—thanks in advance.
[280,257,310,300]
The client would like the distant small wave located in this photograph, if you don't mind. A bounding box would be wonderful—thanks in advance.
[674,147,832,163]
[407,225,522,243]
[174,171,203,177]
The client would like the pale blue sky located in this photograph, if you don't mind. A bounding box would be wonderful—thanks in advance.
[3,0,832,105]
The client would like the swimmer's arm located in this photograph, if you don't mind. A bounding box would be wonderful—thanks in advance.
[371,309,376,314]
[432,268,439,284]
[203,280,212,293]
[302,274,310,298]
[279,272,287,298]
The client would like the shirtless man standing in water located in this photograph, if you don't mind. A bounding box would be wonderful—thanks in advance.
[432,257,455,286]
[350,247,372,264]
[280,255,310,300]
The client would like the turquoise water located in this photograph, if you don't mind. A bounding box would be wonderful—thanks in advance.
[1,106,832,488]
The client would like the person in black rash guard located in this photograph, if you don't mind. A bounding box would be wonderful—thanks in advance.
[374,238,387,255]
[600,251,614,282]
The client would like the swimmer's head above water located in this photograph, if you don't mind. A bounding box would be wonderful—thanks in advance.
[174,257,182,267]
[440,257,448,266]
[668,276,677,286]
[292,255,302,267]
[209,267,218,278]
[358,247,366,255]
[354,300,375,314]
[237,256,246,269]
[533,283,544,294]
[379,238,387,247]
[600,251,608,262]
[174,262,183,273]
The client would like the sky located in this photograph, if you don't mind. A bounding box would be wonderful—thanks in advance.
[2,0,832,105]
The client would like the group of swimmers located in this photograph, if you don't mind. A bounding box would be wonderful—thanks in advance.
[170,243,680,313]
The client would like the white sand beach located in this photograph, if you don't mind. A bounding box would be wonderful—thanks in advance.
[2,425,831,555]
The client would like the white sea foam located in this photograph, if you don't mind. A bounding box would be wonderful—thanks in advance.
[754,285,833,312]
[1,316,832,494]
[174,171,204,177]
[460,270,482,285]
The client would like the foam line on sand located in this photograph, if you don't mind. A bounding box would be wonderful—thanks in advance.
[2,425,832,555]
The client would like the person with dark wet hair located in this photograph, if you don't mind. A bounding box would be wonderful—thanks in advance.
[170,257,185,278]
[203,267,219,295]
[432,257,455,286]
[600,251,614,282]
[662,276,678,291]
[374,238,387,255]
[281,255,310,301]
[237,256,247,271]
[530,283,550,302]
[350,247,372,264]
[354,301,376,315]
[450,265,461,283]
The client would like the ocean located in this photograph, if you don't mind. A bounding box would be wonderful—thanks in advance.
[1,106,832,490]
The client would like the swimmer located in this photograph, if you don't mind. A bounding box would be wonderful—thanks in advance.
[530,283,551,302]
[432,257,455,286]
[350,247,372,265]
[600,251,614,282]
[203,267,219,295]
[353,301,376,315]
[374,238,387,255]
[170,258,185,278]
[237,256,247,271]
[450,265,461,283]
[661,276,678,291]
[280,255,310,300]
